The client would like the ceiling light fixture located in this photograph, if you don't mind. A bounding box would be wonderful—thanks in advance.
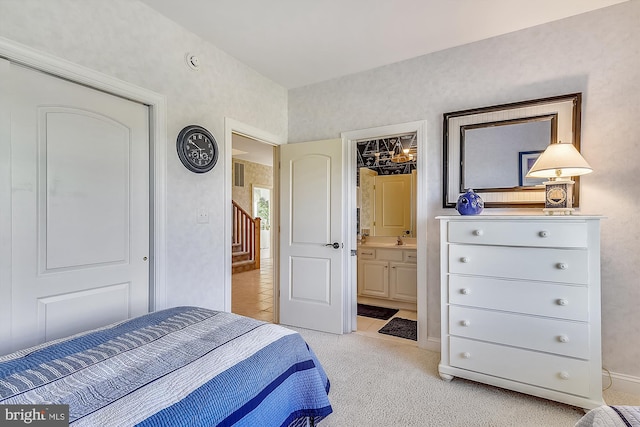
[390,148,414,163]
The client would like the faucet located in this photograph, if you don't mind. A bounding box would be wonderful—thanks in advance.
[360,232,368,244]
[396,236,403,245]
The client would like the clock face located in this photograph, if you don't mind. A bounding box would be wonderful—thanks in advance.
[176,125,218,173]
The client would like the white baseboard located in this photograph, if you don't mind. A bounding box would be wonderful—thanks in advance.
[422,336,440,353]
[604,370,640,396]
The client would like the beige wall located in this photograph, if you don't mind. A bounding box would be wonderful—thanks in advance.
[232,159,273,214]
[288,2,640,380]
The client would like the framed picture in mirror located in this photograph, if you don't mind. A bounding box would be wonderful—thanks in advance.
[518,150,545,187]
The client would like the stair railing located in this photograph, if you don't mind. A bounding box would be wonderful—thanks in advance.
[232,200,261,269]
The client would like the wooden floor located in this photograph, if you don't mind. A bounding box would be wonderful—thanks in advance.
[232,257,417,345]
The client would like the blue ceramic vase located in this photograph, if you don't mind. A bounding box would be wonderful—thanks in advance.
[456,189,484,215]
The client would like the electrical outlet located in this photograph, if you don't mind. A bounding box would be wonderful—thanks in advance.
[196,208,209,224]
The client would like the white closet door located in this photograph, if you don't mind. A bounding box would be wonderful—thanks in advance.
[0,60,150,354]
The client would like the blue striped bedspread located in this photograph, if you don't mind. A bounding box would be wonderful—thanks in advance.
[576,406,640,427]
[0,306,332,426]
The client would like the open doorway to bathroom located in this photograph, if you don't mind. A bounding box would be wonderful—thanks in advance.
[355,132,418,345]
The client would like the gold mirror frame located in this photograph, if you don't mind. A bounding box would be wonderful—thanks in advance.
[443,93,582,208]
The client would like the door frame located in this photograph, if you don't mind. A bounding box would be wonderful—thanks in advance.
[341,120,429,348]
[224,118,285,321]
[0,36,168,311]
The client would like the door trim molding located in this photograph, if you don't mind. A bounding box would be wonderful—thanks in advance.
[341,120,428,345]
[0,36,168,311]
[224,118,284,319]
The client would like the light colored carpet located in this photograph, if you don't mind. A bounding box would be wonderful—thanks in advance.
[292,327,640,427]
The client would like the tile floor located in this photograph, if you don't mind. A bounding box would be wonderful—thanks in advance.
[232,258,417,345]
[231,257,274,323]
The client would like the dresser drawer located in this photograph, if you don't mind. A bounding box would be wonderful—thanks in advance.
[358,248,376,259]
[448,275,588,321]
[449,244,588,284]
[448,220,588,248]
[449,337,590,397]
[449,306,589,358]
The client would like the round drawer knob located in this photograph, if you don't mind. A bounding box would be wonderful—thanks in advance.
[460,288,471,295]
[539,230,550,238]
[559,371,570,380]
[473,229,484,236]
[460,257,470,263]
[557,298,569,306]
[462,352,471,359]
[558,335,570,343]
[557,262,568,270]
[461,320,471,327]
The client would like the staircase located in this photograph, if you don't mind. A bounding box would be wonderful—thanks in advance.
[232,201,261,274]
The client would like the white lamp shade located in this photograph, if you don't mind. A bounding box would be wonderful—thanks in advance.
[526,142,593,178]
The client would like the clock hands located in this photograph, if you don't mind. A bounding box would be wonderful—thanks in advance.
[187,139,211,163]
[187,140,203,151]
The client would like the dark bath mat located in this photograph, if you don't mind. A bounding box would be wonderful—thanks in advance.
[378,317,417,341]
[357,304,399,320]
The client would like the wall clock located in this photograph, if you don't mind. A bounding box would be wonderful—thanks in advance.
[176,125,219,173]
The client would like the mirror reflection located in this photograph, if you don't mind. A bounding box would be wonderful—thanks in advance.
[463,115,555,189]
[356,133,417,237]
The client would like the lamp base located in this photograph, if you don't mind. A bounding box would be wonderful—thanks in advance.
[543,179,575,214]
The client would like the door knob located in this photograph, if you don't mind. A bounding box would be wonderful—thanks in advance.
[325,242,341,249]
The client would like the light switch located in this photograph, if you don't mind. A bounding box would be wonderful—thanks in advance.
[197,208,209,224]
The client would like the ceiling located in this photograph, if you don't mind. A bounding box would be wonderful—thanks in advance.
[232,133,274,166]
[140,0,627,89]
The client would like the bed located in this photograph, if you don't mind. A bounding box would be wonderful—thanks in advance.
[0,306,332,426]
[576,406,640,427]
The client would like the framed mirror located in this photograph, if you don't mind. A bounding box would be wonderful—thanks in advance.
[443,93,582,208]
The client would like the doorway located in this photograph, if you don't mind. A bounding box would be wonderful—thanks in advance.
[342,121,428,348]
[354,133,418,345]
[229,129,278,323]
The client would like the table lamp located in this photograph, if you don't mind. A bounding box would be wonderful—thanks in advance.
[526,141,592,215]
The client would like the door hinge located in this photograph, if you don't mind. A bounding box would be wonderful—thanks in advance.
[351,249,357,256]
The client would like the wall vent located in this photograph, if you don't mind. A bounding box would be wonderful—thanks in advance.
[234,162,245,187]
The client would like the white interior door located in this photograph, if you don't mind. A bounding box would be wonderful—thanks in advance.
[0,60,150,354]
[374,174,412,236]
[279,139,344,334]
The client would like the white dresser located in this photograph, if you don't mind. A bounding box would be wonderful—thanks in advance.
[437,215,604,410]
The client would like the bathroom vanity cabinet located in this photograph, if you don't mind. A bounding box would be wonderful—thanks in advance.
[437,215,604,410]
[357,246,417,306]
